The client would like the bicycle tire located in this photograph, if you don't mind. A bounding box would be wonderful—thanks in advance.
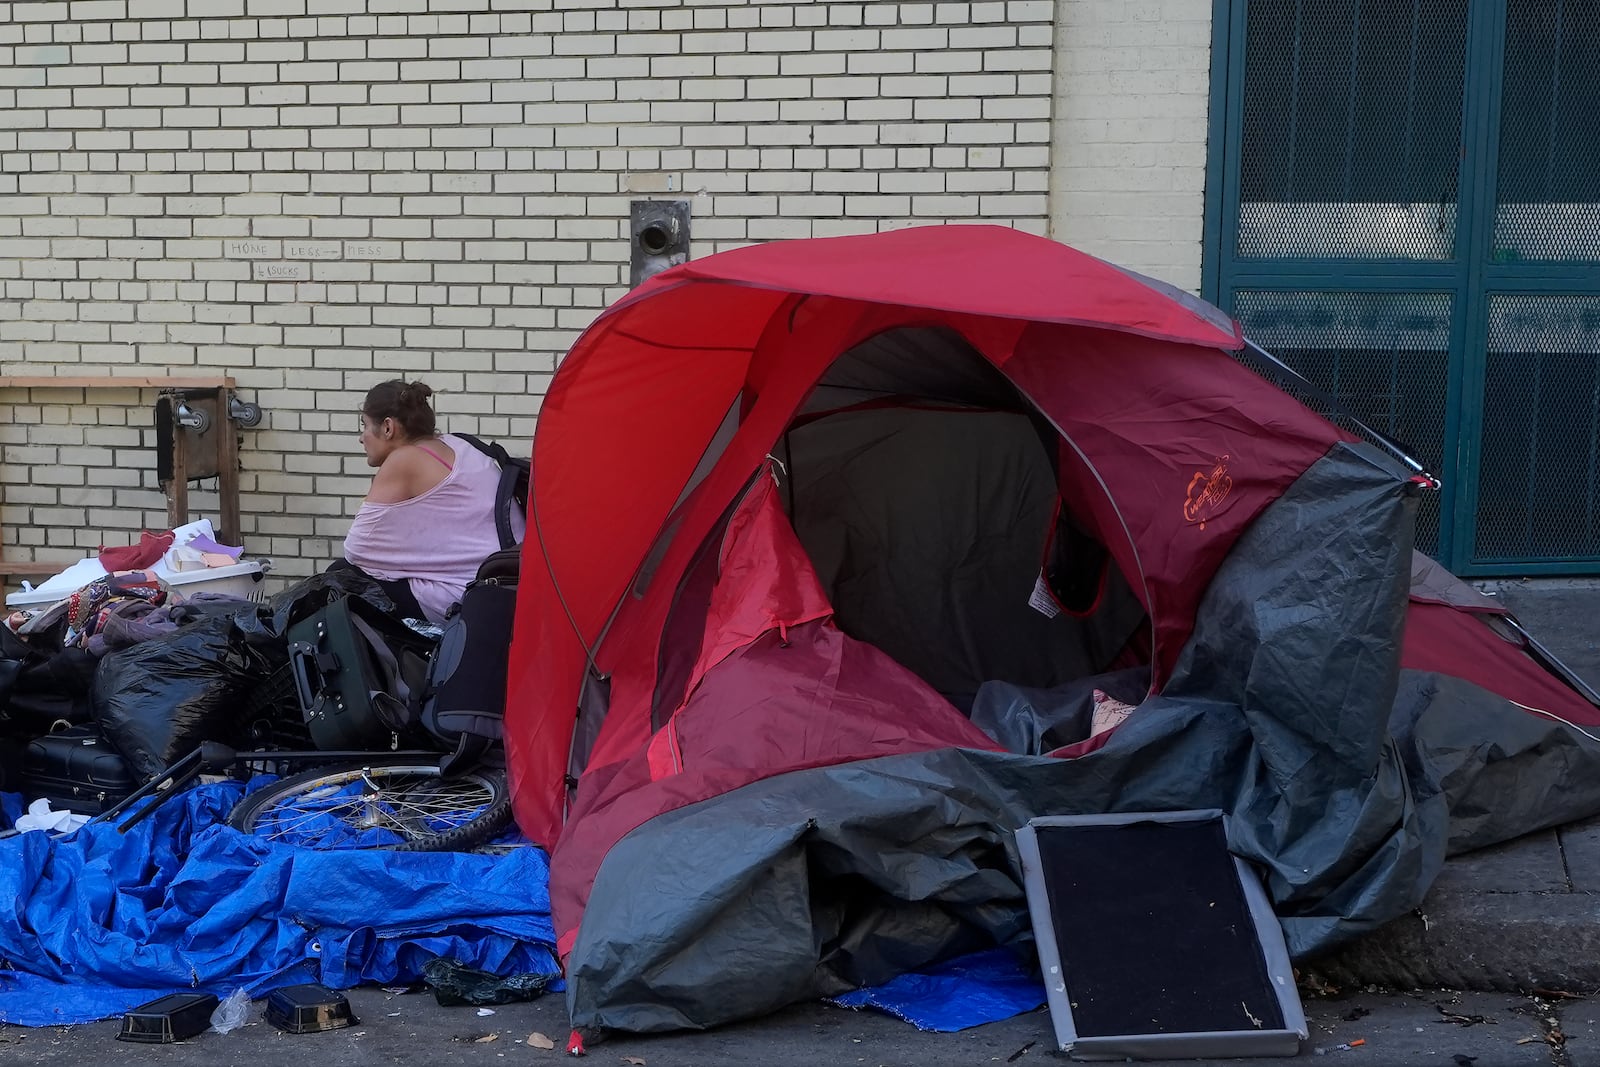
[228,761,512,852]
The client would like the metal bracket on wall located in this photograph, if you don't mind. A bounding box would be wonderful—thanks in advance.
[630,199,691,286]
[156,386,266,547]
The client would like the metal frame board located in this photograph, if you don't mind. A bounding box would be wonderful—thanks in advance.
[1015,809,1307,1061]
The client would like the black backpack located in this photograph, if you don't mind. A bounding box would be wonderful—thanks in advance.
[454,432,529,551]
[412,545,521,775]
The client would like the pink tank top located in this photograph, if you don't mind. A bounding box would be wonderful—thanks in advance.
[342,434,517,622]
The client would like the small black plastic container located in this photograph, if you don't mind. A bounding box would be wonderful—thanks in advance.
[265,984,358,1034]
[117,992,220,1043]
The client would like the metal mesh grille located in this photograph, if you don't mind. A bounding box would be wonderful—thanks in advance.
[1492,0,1600,263]
[1232,290,1452,555]
[1236,0,1468,260]
[1475,295,1600,561]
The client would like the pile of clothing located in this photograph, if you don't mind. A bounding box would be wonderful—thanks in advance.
[0,528,398,812]
[6,520,249,644]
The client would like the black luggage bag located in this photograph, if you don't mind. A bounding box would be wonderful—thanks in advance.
[287,596,437,751]
[20,725,138,814]
[415,546,519,772]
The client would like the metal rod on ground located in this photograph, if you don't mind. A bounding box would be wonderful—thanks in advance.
[95,746,447,834]
[90,744,219,830]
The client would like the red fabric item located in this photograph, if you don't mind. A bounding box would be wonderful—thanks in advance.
[98,530,174,572]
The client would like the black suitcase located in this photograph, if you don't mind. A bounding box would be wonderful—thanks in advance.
[0,736,19,796]
[20,725,138,815]
[287,596,437,751]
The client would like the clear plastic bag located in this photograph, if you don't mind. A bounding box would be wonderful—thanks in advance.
[209,987,252,1034]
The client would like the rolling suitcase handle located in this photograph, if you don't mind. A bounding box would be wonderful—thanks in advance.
[288,634,341,717]
[286,597,441,750]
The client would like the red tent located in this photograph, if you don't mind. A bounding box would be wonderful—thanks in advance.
[507,225,1324,840]
[503,225,1600,1034]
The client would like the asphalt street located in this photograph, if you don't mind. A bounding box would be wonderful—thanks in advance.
[0,984,1589,1067]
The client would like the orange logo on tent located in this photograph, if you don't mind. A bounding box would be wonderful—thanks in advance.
[1184,455,1232,529]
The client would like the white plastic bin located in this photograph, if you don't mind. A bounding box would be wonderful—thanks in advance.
[5,585,71,610]
[160,559,272,603]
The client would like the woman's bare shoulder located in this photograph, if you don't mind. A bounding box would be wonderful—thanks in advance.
[367,444,449,504]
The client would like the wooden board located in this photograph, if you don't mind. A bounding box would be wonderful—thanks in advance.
[0,375,236,389]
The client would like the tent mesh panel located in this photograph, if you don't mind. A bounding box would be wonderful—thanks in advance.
[1476,294,1600,561]
[1236,0,1467,260]
[1232,289,1450,556]
[1493,0,1600,263]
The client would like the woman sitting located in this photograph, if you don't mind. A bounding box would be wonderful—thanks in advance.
[340,379,513,623]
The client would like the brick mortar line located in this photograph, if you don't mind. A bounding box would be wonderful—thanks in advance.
[0,33,1056,45]
[1,119,1056,127]
[5,17,1058,29]
[0,29,1049,42]
[5,8,1057,18]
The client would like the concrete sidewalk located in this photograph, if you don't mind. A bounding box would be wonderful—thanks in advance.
[1313,579,1600,996]
[0,985,1583,1067]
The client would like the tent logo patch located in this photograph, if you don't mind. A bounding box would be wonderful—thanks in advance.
[1183,455,1233,529]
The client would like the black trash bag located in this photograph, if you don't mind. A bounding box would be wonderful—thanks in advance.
[263,563,414,637]
[0,734,21,797]
[91,566,404,780]
[0,624,98,738]
[422,956,554,1008]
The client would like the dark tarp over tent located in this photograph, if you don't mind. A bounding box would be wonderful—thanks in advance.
[501,225,1600,1034]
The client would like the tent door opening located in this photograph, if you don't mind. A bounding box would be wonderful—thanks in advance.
[647,326,1151,729]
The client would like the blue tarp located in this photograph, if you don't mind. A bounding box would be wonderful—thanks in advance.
[830,948,1046,1032]
[0,781,561,1027]
[1,783,1039,1034]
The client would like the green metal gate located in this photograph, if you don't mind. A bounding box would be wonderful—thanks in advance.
[1204,0,1600,573]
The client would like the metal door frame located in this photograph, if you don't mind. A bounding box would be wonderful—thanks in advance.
[1204,0,1600,575]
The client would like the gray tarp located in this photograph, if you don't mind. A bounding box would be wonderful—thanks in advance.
[565,441,1600,1032]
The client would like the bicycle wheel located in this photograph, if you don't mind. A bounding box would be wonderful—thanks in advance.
[228,761,512,852]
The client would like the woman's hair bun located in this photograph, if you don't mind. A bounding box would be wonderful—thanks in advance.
[364,377,437,439]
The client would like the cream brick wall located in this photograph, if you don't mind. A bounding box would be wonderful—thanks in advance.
[1049,0,1211,292]
[0,386,225,559]
[0,0,1056,587]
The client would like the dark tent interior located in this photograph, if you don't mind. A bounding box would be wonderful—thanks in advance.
[760,326,1152,727]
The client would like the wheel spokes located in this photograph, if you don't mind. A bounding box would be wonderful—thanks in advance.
[253,770,496,848]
